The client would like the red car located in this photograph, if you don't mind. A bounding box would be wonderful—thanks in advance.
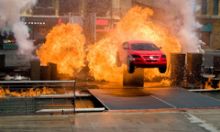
[117,40,167,73]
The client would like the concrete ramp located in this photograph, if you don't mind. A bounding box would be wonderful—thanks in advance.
[89,88,220,110]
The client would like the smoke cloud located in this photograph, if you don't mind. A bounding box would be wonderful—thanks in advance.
[0,0,37,58]
[155,0,203,53]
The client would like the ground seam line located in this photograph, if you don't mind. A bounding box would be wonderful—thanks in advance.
[151,95,177,108]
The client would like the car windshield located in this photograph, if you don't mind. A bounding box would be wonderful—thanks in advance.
[131,43,159,51]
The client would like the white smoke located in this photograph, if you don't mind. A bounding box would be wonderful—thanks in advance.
[0,0,37,58]
[155,0,203,53]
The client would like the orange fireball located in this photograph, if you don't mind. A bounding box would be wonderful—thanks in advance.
[37,23,86,78]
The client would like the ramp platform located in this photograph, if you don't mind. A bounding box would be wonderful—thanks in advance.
[89,88,220,110]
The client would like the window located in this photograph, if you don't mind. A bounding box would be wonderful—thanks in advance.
[87,0,111,17]
[201,0,208,15]
[33,0,54,15]
[213,0,219,15]
[36,0,53,8]
[131,43,159,51]
[59,0,80,15]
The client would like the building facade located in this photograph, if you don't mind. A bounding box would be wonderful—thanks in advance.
[197,0,220,49]
[21,0,133,43]
[21,0,220,49]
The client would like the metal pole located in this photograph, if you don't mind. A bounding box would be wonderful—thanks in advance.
[73,79,76,114]
[111,0,113,29]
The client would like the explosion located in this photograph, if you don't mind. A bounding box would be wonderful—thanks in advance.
[37,23,86,78]
[87,7,181,82]
[36,7,182,83]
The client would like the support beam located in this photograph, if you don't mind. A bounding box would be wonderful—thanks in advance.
[123,66,144,87]
[170,53,186,87]
[186,53,203,88]
[0,55,5,70]
[48,63,58,80]
[40,66,51,80]
[30,59,40,80]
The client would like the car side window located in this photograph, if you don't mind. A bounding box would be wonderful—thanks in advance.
[123,42,129,50]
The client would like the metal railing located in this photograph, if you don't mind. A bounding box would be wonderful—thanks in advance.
[0,80,76,115]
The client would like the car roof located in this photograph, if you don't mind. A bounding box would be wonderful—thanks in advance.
[126,40,154,44]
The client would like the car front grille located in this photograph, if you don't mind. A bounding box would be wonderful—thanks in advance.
[146,60,158,62]
[144,56,159,59]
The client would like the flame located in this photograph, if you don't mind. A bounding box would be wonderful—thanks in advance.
[204,78,213,89]
[204,77,220,89]
[0,87,56,97]
[87,6,181,83]
[37,23,86,78]
[0,88,6,97]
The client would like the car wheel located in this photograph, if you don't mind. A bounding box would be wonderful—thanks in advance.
[128,62,135,73]
[159,66,167,73]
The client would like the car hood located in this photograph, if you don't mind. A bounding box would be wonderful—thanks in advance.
[129,50,164,55]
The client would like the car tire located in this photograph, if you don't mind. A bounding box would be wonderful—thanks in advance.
[159,66,167,73]
[128,62,135,73]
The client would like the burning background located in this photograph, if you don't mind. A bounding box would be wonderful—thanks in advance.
[36,0,203,84]
[0,0,205,98]
[87,7,181,82]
